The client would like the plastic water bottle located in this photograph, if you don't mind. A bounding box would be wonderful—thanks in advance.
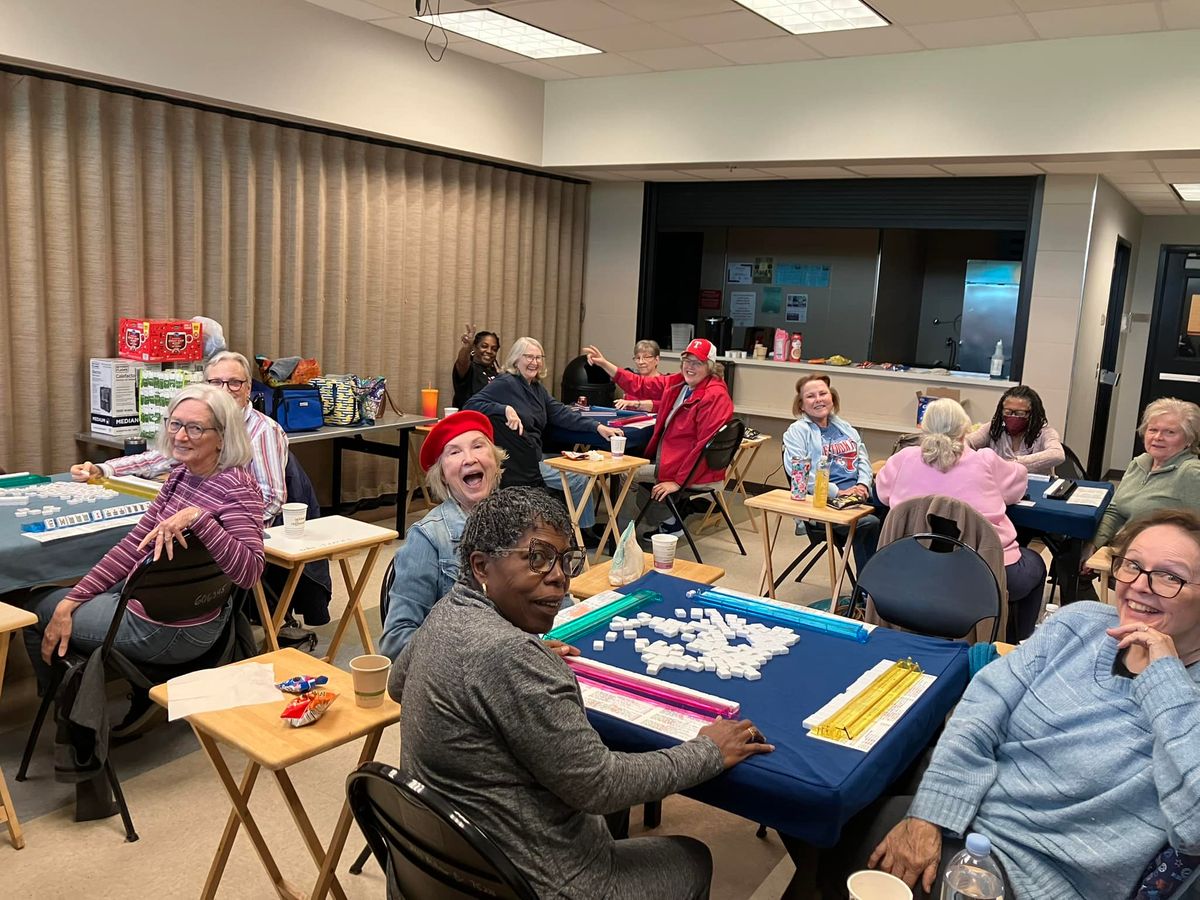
[941,833,1005,899]
[989,341,1005,379]
[1037,602,1060,627]
[812,454,830,509]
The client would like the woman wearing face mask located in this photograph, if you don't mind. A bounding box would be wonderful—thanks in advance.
[966,386,1064,475]
[452,324,501,409]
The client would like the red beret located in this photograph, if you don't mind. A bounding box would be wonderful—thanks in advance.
[419,410,494,472]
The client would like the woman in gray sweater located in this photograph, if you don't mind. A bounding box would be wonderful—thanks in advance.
[388,486,772,899]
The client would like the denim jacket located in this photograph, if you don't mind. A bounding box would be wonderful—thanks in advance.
[379,497,466,660]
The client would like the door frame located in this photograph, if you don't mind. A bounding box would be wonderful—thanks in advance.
[1085,236,1131,478]
[1137,244,1200,450]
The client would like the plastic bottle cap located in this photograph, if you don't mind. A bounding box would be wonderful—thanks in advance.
[965,833,992,856]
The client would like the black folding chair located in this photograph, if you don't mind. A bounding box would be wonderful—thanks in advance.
[347,761,537,899]
[773,521,859,595]
[633,419,748,564]
[850,533,1002,642]
[16,533,243,841]
[1044,442,1088,601]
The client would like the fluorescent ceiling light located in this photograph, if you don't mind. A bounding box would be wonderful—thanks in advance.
[734,0,890,34]
[1172,183,1200,202]
[413,10,602,59]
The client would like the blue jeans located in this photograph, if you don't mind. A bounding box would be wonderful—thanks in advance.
[24,585,230,693]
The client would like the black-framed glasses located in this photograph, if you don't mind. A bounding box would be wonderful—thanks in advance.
[1001,408,1030,418]
[206,377,247,391]
[1111,555,1200,599]
[166,419,219,439]
[491,540,586,578]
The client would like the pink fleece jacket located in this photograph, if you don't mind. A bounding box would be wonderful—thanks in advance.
[875,445,1028,565]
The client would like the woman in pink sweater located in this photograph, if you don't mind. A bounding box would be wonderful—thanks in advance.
[876,398,1046,641]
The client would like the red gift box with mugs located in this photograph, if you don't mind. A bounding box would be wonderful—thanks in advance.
[118,318,203,363]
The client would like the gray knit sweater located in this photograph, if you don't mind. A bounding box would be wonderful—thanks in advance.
[388,582,725,899]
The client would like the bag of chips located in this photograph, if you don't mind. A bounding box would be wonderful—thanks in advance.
[280,690,337,727]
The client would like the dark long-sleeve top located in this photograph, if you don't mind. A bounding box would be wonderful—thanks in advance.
[465,372,601,487]
[388,582,725,899]
[66,465,265,626]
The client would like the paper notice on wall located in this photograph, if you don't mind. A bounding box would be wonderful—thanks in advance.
[730,292,757,326]
[761,286,782,314]
[786,293,808,323]
[752,257,774,284]
[777,263,831,287]
[727,263,752,284]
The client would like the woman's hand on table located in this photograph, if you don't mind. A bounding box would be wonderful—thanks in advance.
[699,717,775,767]
[650,481,680,501]
[1108,622,1180,665]
[42,597,82,663]
[137,505,204,561]
[597,424,623,441]
[839,484,870,500]
[504,406,524,436]
[542,639,580,659]
[869,817,942,893]
[614,399,645,411]
[70,462,102,482]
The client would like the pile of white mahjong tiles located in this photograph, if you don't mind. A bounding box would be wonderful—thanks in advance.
[590,605,799,681]
[0,481,149,528]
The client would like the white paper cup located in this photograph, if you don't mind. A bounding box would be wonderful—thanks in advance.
[350,654,392,708]
[281,502,307,539]
[610,435,627,458]
[443,407,458,417]
[847,870,913,900]
[650,533,678,570]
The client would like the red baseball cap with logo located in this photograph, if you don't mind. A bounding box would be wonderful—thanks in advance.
[682,338,715,363]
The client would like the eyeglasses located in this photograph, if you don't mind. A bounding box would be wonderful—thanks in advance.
[206,377,247,391]
[166,419,219,439]
[1111,555,1200,599]
[633,355,657,362]
[680,357,704,369]
[491,540,586,578]
[1001,409,1030,418]
[521,354,545,363]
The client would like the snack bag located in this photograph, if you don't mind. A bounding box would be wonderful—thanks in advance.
[608,522,645,586]
[280,690,338,727]
[276,675,329,695]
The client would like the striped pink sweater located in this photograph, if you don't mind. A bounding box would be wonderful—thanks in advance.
[67,465,265,625]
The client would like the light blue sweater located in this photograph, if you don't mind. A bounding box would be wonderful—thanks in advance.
[909,602,1200,899]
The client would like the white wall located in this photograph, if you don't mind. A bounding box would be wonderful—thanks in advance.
[0,0,546,166]
[1063,179,1142,465]
[580,183,644,355]
[544,30,1200,168]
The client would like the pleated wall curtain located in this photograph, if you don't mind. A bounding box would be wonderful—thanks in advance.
[0,71,588,500]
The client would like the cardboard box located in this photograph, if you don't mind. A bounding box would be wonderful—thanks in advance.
[118,318,203,363]
[138,367,205,439]
[90,358,145,435]
[915,387,962,425]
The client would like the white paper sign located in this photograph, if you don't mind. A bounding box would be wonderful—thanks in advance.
[730,291,757,326]
[786,293,808,323]
[727,263,752,284]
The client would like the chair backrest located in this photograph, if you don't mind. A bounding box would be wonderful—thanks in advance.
[684,418,745,487]
[855,533,1002,642]
[347,762,537,900]
[378,557,397,627]
[1059,443,1087,480]
[123,533,234,622]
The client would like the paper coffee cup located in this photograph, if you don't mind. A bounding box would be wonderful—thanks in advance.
[443,407,459,418]
[610,435,627,458]
[350,654,392,708]
[846,870,912,900]
[281,502,307,539]
[650,533,678,570]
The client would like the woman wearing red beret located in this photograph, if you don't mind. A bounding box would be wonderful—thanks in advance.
[379,411,507,658]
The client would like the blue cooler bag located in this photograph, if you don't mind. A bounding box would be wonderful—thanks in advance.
[272,385,323,433]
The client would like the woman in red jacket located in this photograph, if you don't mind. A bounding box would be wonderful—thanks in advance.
[584,339,734,536]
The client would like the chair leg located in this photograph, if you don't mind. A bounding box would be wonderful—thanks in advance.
[712,492,746,556]
[349,842,373,875]
[643,799,662,829]
[633,496,650,528]
[774,541,823,588]
[105,759,138,842]
[667,497,703,564]
[16,664,66,781]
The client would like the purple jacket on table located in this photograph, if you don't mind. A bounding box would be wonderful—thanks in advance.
[66,465,265,626]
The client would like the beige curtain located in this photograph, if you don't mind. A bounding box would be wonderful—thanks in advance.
[0,71,588,500]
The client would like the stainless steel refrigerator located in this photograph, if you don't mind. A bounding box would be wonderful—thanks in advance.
[959,260,1021,377]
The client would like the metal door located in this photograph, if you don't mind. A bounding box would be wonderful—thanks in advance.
[1139,246,1200,439]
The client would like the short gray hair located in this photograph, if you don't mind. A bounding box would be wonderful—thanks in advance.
[1139,397,1200,453]
[919,398,971,473]
[458,486,573,579]
[634,340,660,358]
[425,443,508,504]
[503,337,547,381]
[154,383,253,470]
[204,350,255,385]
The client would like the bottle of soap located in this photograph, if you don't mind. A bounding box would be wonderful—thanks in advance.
[989,341,1004,379]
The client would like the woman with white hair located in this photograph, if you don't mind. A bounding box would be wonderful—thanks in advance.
[614,340,662,412]
[24,384,265,731]
[875,398,1046,641]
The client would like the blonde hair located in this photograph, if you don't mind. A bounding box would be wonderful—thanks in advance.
[919,398,972,473]
[633,340,660,358]
[504,337,547,382]
[1139,397,1200,453]
[154,384,253,470]
[425,443,508,505]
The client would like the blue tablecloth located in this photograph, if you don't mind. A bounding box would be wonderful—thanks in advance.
[546,406,653,451]
[1006,477,1113,540]
[0,474,139,594]
[578,571,969,846]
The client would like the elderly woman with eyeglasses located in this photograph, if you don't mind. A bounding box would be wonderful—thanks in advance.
[71,350,288,522]
[389,486,772,899]
[825,508,1200,899]
[24,385,265,730]
[614,339,662,413]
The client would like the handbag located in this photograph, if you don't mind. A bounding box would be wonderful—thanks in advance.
[310,375,362,427]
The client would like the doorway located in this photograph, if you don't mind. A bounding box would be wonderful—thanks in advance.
[643,232,704,350]
[1138,245,1200,452]
[1086,238,1131,478]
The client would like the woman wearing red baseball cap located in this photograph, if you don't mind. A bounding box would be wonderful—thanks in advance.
[379,410,507,658]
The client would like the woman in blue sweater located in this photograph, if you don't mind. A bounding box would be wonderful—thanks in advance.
[844,507,1200,899]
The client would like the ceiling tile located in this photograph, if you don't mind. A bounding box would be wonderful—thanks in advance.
[1162,0,1200,28]
[1025,2,1161,38]
[798,26,925,57]
[1106,173,1169,184]
[657,10,786,43]
[365,0,486,12]
[1014,0,1141,10]
[543,52,653,75]
[372,16,469,41]
[936,162,1045,175]
[568,22,691,51]
[502,60,578,79]
[562,169,636,180]
[757,165,865,178]
[1157,172,1200,185]
[869,0,1020,27]
[907,14,1037,48]
[1039,159,1154,174]
[614,168,709,180]
[622,45,735,71]
[1119,185,1177,196]
[599,0,742,21]
[846,164,950,176]
[1154,158,1200,173]
[304,0,396,20]
[499,0,637,32]
[677,167,778,179]
[705,35,824,64]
